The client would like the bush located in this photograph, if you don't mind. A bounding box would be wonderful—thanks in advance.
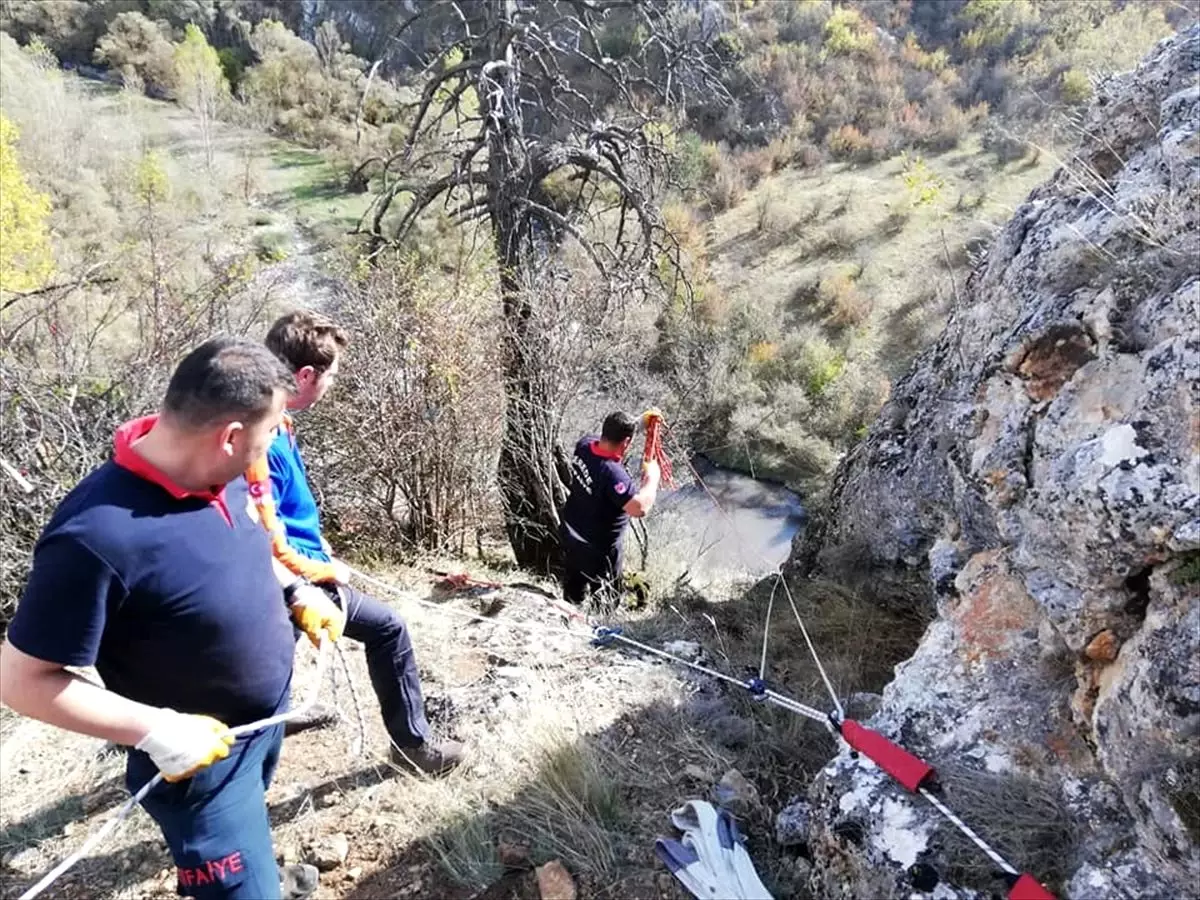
[739,146,776,186]
[823,8,876,56]
[708,151,747,211]
[795,142,824,168]
[818,270,870,328]
[825,124,873,162]
[304,253,503,554]
[673,130,710,193]
[254,228,290,261]
[1059,68,1092,104]
[94,11,176,96]
[982,120,1030,164]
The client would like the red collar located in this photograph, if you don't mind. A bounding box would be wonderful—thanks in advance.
[112,415,224,502]
[589,440,625,462]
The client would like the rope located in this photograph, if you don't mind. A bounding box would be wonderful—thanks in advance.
[334,642,367,758]
[758,577,778,680]
[603,631,830,725]
[354,566,831,725]
[641,409,676,489]
[777,575,845,721]
[661,422,845,718]
[17,638,332,900]
[918,787,1020,877]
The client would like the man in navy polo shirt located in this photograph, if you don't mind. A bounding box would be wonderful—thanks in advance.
[559,411,661,606]
[0,337,342,900]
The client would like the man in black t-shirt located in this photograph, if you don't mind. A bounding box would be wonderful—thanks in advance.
[559,411,661,606]
[0,338,341,900]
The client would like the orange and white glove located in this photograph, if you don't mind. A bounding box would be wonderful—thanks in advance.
[135,710,234,782]
[289,582,346,647]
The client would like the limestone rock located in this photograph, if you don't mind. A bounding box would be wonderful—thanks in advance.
[305,833,349,872]
[775,797,812,848]
[791,26,1200,900]
[713,768,761,818]
[536,860,577,900]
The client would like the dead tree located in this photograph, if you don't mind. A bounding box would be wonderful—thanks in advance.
[357,0,725,573]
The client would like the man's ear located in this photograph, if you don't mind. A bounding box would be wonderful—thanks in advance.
[295,365,316,386]
[219,420,245,456]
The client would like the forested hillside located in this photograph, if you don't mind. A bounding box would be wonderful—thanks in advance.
[1,0,1193,594]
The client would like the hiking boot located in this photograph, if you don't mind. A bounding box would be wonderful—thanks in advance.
[283,703,339,737]
[280,863,319,900]
[389,739,465,777]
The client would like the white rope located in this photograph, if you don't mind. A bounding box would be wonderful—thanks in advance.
[918,787,1020,876]
[663,425,845,718]
[758,576,778,680]
[334,642,367,758]
[354,566,831,724]
[18,638,332,900]
[777,574,845,720]
[605,632,830,725]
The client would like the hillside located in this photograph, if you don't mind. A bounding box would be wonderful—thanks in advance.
[1,5,1198,900]
[697,132,1059,485]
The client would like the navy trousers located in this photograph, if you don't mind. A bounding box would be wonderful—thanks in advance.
[338,586,431,748]
[128,724,285,900]
[560,527,624,606]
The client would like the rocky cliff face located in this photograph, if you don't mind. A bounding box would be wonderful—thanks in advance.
[794,27,1200,899]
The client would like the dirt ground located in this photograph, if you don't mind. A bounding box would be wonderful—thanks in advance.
[0,560,920,900]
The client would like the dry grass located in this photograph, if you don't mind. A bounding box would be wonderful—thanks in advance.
[1,546,930,900]
[933,763,1075,895]
[705,131,1058,379]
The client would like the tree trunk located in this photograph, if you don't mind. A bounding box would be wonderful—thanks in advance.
[485,0,565,574]
[494,226,564,574]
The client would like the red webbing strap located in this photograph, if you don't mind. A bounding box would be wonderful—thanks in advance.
[642,410,675,488]
[840,719,935,792]
[1009,874,1056,900]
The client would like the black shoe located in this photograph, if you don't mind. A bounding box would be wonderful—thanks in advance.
[280,863,319,899]
[389,740,465,776]
[283,703,339,736]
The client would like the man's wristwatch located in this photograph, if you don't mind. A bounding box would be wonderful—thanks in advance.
[283,576,310,606]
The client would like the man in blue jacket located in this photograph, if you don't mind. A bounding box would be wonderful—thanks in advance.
[0,337,339,899]
[248,310,463,777]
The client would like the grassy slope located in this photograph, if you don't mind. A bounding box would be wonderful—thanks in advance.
[699,135,1058,485]
[80,81,371,261]
[710,136,1056,371]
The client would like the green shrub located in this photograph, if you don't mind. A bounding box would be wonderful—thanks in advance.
[1060,68,1092,104]
[254,228,290,261]
[823,8,875,56]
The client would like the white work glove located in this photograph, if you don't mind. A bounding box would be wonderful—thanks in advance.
[331,558,352,586]
[641,459,661,483]
[135,710,235,782]
[289,582,346,647]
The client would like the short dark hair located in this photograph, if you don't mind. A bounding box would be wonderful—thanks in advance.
[265,310,349,372]
[601,411,638,443]
[163,336,296,429]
